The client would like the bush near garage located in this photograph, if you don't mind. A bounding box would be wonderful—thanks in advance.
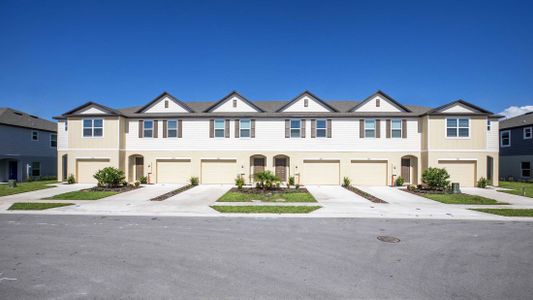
[421,167,450,191]
[93,167,126,188]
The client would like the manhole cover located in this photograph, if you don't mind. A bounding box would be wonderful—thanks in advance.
[377,236,400,243]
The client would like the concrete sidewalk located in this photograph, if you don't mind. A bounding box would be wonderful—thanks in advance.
[462,187,533,206]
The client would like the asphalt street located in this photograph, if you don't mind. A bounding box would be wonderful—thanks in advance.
[1,214,532,299]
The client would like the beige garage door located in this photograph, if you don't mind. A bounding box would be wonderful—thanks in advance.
[156,160,192,184]
[201,160,238,184]
[350,160,388,186]
[302,160,340,185]
[438,160,476,187]
[76,159,111,183]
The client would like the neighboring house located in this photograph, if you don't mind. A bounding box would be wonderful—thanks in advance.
[0,108,57,181]
[499,112,533,181]
[54,90,500,187]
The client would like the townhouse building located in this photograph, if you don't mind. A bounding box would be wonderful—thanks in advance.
[499,112,533,180]
[54,91,500,187]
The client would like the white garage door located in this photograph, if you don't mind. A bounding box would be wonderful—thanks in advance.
[302,160,340,185]
[438,160,476,187]
[350,161,388,186]
[156,160,192,184]
[201,160,238,184]
[76,159,111,183]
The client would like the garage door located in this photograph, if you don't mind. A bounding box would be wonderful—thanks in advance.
[156,160,192,183]
[350,160,388,186]
[438,160,476,187]
[201,160,238,184]
[302,160,340,185]
[76,159,111,183]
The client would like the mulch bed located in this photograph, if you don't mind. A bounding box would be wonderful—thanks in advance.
[151,184,194,201]
[84,186,141,192]
[343,186,388,204]
[401,188,446,195]
[228,187,310,194]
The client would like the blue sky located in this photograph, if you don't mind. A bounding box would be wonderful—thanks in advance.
[1,0,532,120]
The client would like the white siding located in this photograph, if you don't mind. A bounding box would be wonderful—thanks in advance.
[487,119,499,151]
[79,106,108,114]
[58,121,68,150]
[144,96,189,113]
[211,96,259,112]
[282,96,331,112]
[354,96,402,112]
[441,103,477,113]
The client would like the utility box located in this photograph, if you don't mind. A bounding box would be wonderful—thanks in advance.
[8,180,17,188]
[451,182,461,194]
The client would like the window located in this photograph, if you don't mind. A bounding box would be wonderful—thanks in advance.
[233,99,237,107]
[524,127,532,139]
[31,162,41,177]
[167,120,177,138]
[500,130,511,147]
[143,120,153,138]
[50,134,57,147]
[240,119,251,138]
[83,119,103,137]
[364,119,376,138]
[164,100,169,108]
[304,99,309,107]
[214,119,225,138]
[31,131,39,141]
[316,119,327,138]
[487,120,491,131]
[446,118,469,138]
[65,121,68,131]
[376,99,380,107]
[391,119,402,138]
[290,119,301,138]
[522,161,531,177]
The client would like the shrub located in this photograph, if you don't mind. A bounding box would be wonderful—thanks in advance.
[134,181,140,187]
[407,184,417,191]
[342,177,351,187]
[395,176,405,186]
[93,167,125,188]
[253,171,280,190]
[190,176,199,186]
[295,184,300,189]
[139,176,148,184]
[235,175,245,190]
[26,176,34,182]
[39,176,57,181]
[422,167,450,190]
[477,177,489,188]
[288,176,295,187]
[67,174,76,184]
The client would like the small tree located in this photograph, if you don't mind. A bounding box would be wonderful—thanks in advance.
[93,167,125,188]
[422,167,450,190]
[253,171,280,190]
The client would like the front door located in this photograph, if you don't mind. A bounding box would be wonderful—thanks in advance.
[487,156,493,185]
[275,158,287,181]
[135,157,144,181]
[401,158,411,184]
[8,161,17,180]
[253,157,265,176]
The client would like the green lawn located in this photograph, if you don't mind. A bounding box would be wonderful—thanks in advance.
[419,193,506,205]
[45,190,118,200]
[8,202,74,210]
[471,208,533,217]
[0,180,57,197]
[499,181,533,198]
[217,191,317,202]
[211,205,321,214]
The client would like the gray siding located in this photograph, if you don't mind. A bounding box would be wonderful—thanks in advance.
[500,125,533,156]
[500,155,532,180]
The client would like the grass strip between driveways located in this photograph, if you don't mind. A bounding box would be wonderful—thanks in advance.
[470,208,533,217]
[498,181,533,198]
[0,180,57,197]
[211,205,321,214]
[45,190,118,200]
[217,191,317,202]
[8,202,74,210]
[408,191,506,205]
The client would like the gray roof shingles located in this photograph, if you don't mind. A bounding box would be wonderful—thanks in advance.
[500,112,533,129]
[0,108,57,132]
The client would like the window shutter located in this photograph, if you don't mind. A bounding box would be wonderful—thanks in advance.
[327,119,332,138]
[163,120,168,138]
[402,119,407,138]
[418,120,422,134]
[359,119,364,138]
[311,119,316,138]
[225,119,230,138]
[178,120,183,138]
[153,120,158,138]
[301,119,306,138]
[138,120,143,138]
[235,119,240,138]
[386,119,391,138]
[285,119,290,138]
[125,120,129,134]
[251,119,256,138]
[209,119,214,138]
[376,119,381,138]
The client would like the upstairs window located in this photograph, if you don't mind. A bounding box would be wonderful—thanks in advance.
[143,120,154,138]
[500,130,511,147]
[376,99,380,107]
[364,119,376,138]
[50,134,57,147]
[446,118,469,138]
[487,120,491,131]
[240,119,251,138]
[31,131,39,141]
[524,127,532,139]
[290,119,301,138]
[304,99,309,107]
[167,120,177,138]
[83,119,103,137]
[522,161,531,177]
[316,119,327,138]
[31,162,41,177]
[233,99,237,107]
[391,119,402,138]
[214,119,225,138]
[164,100,169,108]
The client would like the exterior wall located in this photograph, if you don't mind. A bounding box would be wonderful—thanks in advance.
[500,125,533,156]
[59,149,121,183]
[57,121,68,149]
[0,155,56,181]
[428,116,487,150]
[211,96,259,112]
[354,96,401,112]
[500,155,532,181]
[426,151,499,186]
[144,96,189,113]
[441,103,477,113]
[66,117,120,150]
[487,118,499,151]
[283,96,331,112]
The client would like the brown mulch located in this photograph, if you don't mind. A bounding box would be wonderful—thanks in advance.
[343,186,388,204]
[401,188,446,195]
[85,185,141,192]
[151,184,194,201]
[228,187,310,194]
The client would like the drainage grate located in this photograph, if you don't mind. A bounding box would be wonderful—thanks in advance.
[377,236,400,243]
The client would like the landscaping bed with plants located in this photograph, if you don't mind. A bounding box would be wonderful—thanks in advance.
[151,177,199,201]
[340,177,387,203]
[210,205,321,214]
[8,202,74,210]
[498,181,533,198]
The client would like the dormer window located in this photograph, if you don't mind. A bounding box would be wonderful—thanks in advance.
[233,99,237,107]
[304,99,309,107]
[164,100,169,108]
[376,99,380,107]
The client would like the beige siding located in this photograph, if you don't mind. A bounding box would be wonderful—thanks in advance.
[67,117,120,149]
[428,116,486,150]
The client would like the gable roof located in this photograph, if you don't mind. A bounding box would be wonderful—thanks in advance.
[60,101,123,117]
[349,90,411,112]
[276,91,338,112]
[136,91,194,113]
[0,108,56,132]
[424,99,493,115]
[203,91,265,113]
[500,112,533,129]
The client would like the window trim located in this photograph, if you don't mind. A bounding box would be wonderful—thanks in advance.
[31,130,39,141]
[214,119,225,138]
[316,119,327,138]
[167,119,178,138]
[31,161,41,177]
[82,118,104,138]
[290,119,301,138]
[445,117,470,139]
[390,119,402,138]
[143,120,154,138]
[50,133,57,148]
[521,161,531,178]
[239,119,251,138]
[500,130,511,147]
[364,119,376,138]
[523,127,532,140]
